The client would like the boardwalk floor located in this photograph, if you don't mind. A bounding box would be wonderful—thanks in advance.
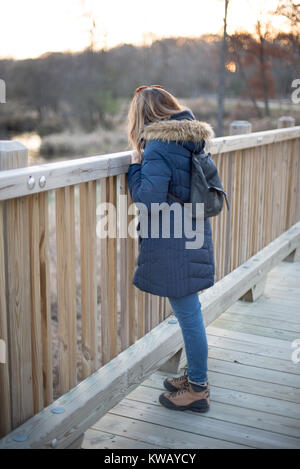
[82,260,300,449]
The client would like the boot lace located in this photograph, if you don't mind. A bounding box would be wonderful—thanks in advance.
[170,379,190,397]
[172,366,188,385]
[169,367,190,397]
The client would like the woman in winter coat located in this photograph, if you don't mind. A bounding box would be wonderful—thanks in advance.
[127,85,215,413]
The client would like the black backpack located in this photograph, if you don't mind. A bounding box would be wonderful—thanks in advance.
[168,149,230,219]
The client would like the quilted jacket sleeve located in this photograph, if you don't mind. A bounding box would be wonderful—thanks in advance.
[127,144,172,211]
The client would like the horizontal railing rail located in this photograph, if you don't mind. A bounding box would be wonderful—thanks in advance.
[0,126,299,201]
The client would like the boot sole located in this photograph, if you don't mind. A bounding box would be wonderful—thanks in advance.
[159,393,209,413]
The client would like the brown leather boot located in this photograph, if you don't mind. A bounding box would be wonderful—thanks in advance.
[159,380,210,413]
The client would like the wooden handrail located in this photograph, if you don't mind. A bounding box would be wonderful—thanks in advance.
[0,150,131,201]
[0,126,299,201]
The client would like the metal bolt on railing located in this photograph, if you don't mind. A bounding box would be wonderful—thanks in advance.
[51,407,65,414]
[12,432,27,442]
[39,175,46,188]
[27,176,35,189]
[51,438,58,448]
[168,315,177,324]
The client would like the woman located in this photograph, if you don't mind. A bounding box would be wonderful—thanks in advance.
[127,85,215,413]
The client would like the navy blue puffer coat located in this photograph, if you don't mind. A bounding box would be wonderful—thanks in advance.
[127,108,215,298]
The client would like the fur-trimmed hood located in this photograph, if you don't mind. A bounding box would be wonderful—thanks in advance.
[140,109,214,148]
[142,118,214,144]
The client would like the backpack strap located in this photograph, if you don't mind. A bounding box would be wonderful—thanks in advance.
[167,150,230,211]
[222,191,230,211]
[167,192,184,205]
[209,186,230,211]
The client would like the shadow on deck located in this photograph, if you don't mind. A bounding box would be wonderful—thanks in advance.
[83,260,300,449]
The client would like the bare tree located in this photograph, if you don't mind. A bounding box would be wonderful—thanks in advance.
[256,21,271,116]
[274,0,300,30]
[228,33,262,117]
[217,0,230,137]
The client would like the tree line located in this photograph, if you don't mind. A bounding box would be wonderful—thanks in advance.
[0,3,299,137]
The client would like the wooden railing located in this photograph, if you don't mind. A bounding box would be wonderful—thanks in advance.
[0,122,300,444]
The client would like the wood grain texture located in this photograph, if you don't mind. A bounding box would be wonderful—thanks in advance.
[29,194,44,413]
[0,142,34,429]
[104,398,299,449]
[56,186,77,395]
[129,379,300,442]
[5,196,33,427]
[108,177,118,359]
[38,191,53,406]
[0,201,11,437]
[80,181,98,378]
[118,174,129,351]
[100,177,118,364]
[0,141,33,428]
[127,183,137,345]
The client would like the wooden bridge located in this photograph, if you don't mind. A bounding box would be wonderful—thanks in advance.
[0,119,299,449]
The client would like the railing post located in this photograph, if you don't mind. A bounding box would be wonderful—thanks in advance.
[0,141,34,436]
[278,116,300,261]
[277,116,295,128]
[229,120,252,135]
[0,181,10,438]
[229,122,267,302]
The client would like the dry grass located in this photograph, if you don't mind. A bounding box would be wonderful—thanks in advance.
[40,122,130,159]
[38,96,300,163]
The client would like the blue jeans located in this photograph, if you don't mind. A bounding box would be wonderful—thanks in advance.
[168,293,208,384]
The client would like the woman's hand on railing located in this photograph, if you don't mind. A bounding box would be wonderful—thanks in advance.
[130,150,142,164]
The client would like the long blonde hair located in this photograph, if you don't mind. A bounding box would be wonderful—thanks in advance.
[128,86,186,155]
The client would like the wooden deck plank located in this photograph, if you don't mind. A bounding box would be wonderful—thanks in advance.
[211,318,298,342]
[181,371,300,404]
[234,298,300,316]
[83,260,300,449]
[219,312,300,334]
[143,373,300,418]
[265,278,300,290]
[206,357,300,387]
[265,283,300,294]
[226,303,300,325]
[91,413,250,449]
[263,291,300,303]
[208,346,300,376]
[207,325,292,349]
[207,334,293,362]
[266,264,300,277]
[82,428,166,449]
[265,267,300,284]
[106,399,300,449]
[124,386,300,439]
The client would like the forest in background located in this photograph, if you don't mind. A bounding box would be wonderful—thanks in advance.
[0,0,300,160]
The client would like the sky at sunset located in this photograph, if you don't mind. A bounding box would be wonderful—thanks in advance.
[0,0,290,60]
